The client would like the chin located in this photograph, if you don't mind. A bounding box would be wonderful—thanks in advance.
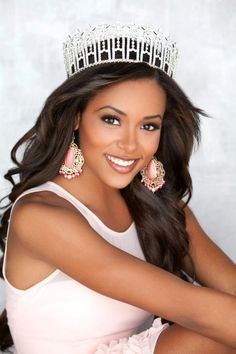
[107,178,134,190]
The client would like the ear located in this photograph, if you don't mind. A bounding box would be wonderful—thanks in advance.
[74,114,80,130]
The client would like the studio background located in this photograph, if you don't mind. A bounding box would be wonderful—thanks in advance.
[0,0,235,330]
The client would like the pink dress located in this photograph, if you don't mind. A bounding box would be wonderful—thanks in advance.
[3,181,169,354]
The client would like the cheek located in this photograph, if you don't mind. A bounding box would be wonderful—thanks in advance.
[79,125,110,155]
[141,132,161,156]
[80,116,111,144]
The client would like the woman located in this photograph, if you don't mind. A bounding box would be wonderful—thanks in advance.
[0,24,236,354]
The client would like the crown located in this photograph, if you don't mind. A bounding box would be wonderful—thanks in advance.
[63,24,178,78]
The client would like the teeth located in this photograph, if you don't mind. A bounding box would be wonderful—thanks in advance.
[107,155,135,167]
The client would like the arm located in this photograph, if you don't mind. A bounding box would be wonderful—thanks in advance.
[183,206,236,296]
[12,201,236,349]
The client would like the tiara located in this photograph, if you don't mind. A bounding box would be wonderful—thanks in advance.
[63,24,178,78]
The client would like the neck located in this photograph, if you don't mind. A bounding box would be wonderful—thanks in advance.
[52,173,132,232]
[52,173,121,209]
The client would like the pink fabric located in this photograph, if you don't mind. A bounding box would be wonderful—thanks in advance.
[95,318,169,354]
[3,182,168,353]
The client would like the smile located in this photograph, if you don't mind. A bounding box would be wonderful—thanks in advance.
[106,154,136,167]
[105,154,138,174]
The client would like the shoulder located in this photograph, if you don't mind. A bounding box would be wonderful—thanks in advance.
[11,191,91,254]
[13,190,76,214]
[176,202,201,233]
[182,204,207,248]
[12,190,81,222]
[184,205,200,229]
[12,190,76,223]
[182,204,236,294]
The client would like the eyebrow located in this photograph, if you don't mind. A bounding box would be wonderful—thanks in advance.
[95,105,163,120]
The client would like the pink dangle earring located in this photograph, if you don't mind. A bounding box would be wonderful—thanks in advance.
[59,135,84,179]
[140,157,165,193]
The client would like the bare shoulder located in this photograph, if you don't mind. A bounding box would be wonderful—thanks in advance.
[6,190,85,289]
[183,205,236,295]
[184,205,201,229]
[11,190,119,273]
[11,190,91,252]
[13,189,78,216]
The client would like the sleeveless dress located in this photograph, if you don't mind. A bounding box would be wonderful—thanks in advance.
[3,181,169,354]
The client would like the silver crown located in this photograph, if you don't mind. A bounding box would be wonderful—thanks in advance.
[63,24,178,78]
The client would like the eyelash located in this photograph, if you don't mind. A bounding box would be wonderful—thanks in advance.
[141,123,160,131]
[101,115,160,131]
[101,115,120,125]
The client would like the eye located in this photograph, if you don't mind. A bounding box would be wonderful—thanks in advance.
[141,123,160,131]
[101,115,120,126]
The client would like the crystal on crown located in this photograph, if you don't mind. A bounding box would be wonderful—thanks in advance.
[63,24,178,78]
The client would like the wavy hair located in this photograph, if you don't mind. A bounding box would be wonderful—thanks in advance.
[0,62,205,350]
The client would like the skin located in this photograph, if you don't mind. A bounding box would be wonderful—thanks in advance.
[62,78,166,221]
[5,79,236,353]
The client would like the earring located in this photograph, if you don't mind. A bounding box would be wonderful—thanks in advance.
[140,157,165,193]
[59,136,84,179]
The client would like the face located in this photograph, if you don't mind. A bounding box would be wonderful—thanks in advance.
[77,78,166,190]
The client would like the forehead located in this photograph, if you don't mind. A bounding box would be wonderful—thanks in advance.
[87,79,166,114]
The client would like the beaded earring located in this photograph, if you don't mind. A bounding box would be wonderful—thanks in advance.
[59,135,84,179]
[140,157,165,193]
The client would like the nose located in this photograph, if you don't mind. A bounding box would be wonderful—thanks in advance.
[117,128,138,153]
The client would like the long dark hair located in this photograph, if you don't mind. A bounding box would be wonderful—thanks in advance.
[0,62,204,350]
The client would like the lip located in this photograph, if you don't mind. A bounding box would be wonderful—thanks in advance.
[105,154,139,174]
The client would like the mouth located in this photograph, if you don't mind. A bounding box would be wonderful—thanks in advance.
[105,154,139,173]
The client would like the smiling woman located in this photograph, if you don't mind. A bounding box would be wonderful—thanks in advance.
[72,79,165,191]
[0,24,236,354]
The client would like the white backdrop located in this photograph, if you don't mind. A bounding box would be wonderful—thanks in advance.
[0,0,235,332]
